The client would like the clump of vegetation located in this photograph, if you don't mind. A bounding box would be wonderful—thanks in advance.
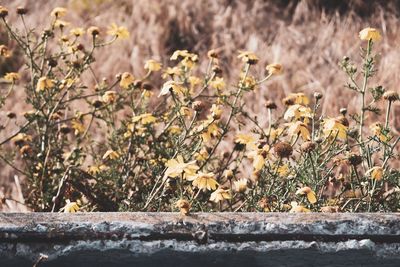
[0,5,399,213]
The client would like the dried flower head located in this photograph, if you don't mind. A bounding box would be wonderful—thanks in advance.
[233,178,248,193]
[175,199,191,215]
[266,63,283,75]
[0,6,9,18]
[300,141,316,153]
[265,100,277,109]
[274,142,293,158]
[16,7,28,15]
[383,91,399,102]
[347,153,363,166]
[87,26,100,37]
[0,45,11,58]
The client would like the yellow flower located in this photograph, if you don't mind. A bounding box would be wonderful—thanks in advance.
[144,59,162,72]
[289,201,311,213]
[234,178,248,193]
[184,77,199,90]
[266,63,283,75]
[246,144,269,172]
[132,113,157,125]
[195,147,209,162]
[286,121,310,141]
[210,77,225,91]
[234,133,256,145]
[0,45,11,57]
[120,72,135,89]
[210,104,223,120]
[175,199,190,215]
[237,50,258,64]
[12,133,32,145]
[366,166,384,181]
[51,7,67,18]
[195,119,221,143]
[4,72,20,83]
[359,27,381,42]
[284,104,313,121]
[87,165,109,175]
[102,149,120,160]
[210,188,231,203]
[71,120,85,135]
[295,186,317,204]
[168,125,182,135]
[165,155,199,179]
[270,128,284,141]
[170,50,198,62]
[289,93,309,105]
[370,123,388,142]
[54,20,70,29]
[159,81,185,96]
[36,77,54,92]
[70,27,85,37]
[61,200,79,213]
[107,23,129,39]
[162,67,182,79]
[322,117,347,140]
[170,50,190,60]
[102,91,117,103]
[188,172,218,191]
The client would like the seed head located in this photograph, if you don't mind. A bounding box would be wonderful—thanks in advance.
[274,142,293,158]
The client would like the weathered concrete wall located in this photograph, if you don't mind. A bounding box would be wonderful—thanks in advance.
[0,213,400,266]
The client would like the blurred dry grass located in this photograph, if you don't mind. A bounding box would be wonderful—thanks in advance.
[1,0,400,211]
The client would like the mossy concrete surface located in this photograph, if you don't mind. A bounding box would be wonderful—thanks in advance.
[0,213,400,266]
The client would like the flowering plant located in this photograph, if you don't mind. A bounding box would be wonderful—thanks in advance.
[0,6,399,213]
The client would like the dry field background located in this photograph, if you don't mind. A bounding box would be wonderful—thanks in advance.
[1,0,400,211]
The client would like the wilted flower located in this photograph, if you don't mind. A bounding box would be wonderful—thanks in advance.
[0,45,11,57]
[295,186,317,204]
[234,178,248,193]
[51,7,67,18]
[237,50,258,64]
[359,27,381,42]
[0,6,9,18]
[210,188,231,203]
[366,166,384,181]
[266,63,283,75]
[383,91,399,102]
[175,199,191,215]
[274,142,293,158]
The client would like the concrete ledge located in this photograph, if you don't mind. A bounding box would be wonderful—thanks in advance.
[0,213,400,266]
